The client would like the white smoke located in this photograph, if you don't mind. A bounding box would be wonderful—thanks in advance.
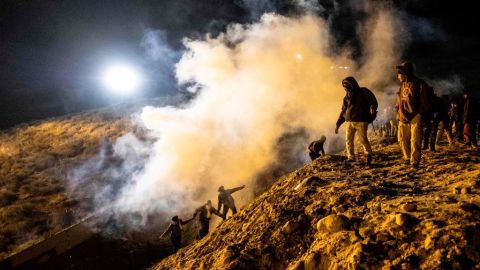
[101,9,408,219]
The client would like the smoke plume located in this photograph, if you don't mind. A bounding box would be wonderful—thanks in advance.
[99,9,408,220]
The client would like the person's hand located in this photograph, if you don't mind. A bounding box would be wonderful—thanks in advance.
[335,126,339,134]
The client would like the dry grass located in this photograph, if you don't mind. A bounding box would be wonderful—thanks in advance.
[0,109,134,260]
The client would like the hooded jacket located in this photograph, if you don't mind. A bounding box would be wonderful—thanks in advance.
[336,77,378,127]
[395,76,430,123]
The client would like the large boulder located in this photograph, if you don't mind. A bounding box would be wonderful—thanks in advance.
[316,214,351,233]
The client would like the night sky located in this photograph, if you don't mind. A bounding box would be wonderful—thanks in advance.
[1,0,479,129]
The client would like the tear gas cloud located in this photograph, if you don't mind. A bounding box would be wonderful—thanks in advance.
[98,8,408,220]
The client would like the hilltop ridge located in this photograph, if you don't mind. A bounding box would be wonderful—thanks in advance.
[153,141,480,269]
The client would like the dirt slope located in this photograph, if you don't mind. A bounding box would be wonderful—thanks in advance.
[153,141,480,270]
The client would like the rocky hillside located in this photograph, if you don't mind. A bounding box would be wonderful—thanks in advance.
[153,141,480,269]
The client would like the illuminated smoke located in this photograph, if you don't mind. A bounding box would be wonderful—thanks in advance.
[105,9,408,219]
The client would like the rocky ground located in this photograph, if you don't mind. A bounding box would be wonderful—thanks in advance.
[153,139,480,270]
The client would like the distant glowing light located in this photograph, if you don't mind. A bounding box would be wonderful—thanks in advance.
[101,64,142,94]
[296,53,303,60]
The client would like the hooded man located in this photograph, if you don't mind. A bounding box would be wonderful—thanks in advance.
[194,200,222,239]
[395,62,430,168]
[307,135,326,161]
[335,77,378,164]
[160,215,195,252]
[217,185,245,220]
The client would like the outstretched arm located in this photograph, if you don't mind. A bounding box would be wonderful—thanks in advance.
[227,185,245,194]
[181,216,195,225]
[335,97,347,133]
[160,224,173,238]
[211,207,223,218]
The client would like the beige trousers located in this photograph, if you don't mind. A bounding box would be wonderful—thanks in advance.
[398,114,422,165]
[345,121,372,160]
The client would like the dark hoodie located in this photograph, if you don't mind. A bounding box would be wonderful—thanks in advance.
[336,77,378,127]
[395,73,430,123]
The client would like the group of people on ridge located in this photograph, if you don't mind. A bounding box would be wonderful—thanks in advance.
[161,61,478,253]
[307,61,478,168]
[160,185,245,252]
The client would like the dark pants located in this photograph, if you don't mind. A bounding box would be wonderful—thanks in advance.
[309,151,320,161]
[171,236,181,252]
[222,205,237,219]
[198,220,210,239]
[455,120,464,141]
[464,122,478,146]
[423,120,438,151]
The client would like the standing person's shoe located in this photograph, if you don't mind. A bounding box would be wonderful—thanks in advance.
[411,163,420,169]
[366,154,372,165]
[403,159,410,165]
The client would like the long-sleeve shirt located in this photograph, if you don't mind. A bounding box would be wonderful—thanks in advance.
[161,217,194,239]
[218,186,244,211]
[395,77,430,123]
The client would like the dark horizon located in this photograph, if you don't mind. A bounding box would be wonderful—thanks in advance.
[1,0,479,130]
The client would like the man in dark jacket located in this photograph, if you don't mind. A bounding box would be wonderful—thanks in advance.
[335,77,378,164]
[194,200,222,239]
[307,135,326,161]
[160,215,195,252]
[395,62,430,168]
[462,90,478,148]
[217,185,245,220]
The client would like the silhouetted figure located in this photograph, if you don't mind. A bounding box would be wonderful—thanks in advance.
[307,136,326,161]
[395,62,430,168]
[160,215,195,252]
[335,77,378,164]
[423,87,452,151]
[217,185,245,220]
[462,90,478,148]
[449,99,463,142]
[194,200,222,239]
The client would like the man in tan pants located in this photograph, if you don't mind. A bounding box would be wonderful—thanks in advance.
[395,62,430,168]
[336,77,378,164]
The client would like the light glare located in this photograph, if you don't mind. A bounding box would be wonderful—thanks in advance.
[101,64,141,94]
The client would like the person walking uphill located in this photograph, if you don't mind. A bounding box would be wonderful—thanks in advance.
[395,62,430,168]
[218,185,245,220]
[194,200,222,239]
[160,215,195,253]
[335,77,378,164]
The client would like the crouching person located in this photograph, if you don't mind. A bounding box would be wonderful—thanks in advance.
[307,135,326,161]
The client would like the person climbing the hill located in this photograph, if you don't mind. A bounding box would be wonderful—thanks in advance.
[160,214,195,252]
[335,76,378,165]
[395,62,430,168]
[194,200,222,239]
[307,135,326,161]
[217,185,245,220]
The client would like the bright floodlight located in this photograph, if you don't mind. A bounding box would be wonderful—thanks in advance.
[101,64,141,94]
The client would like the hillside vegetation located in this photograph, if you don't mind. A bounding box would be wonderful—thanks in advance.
[0,110,134,260]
